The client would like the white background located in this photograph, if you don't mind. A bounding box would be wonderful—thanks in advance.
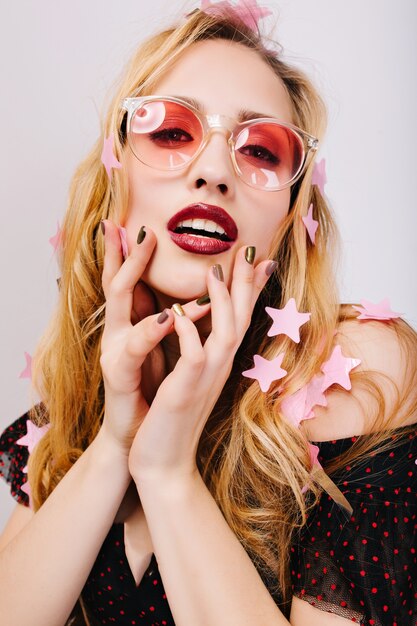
[1,0,416,529]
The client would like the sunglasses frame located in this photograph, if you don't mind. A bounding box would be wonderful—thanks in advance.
[120,95,319,191]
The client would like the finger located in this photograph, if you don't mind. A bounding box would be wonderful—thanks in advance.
[250,259,277,310]
[203,263,236,358]
[166,305,205,388]
[101,220,124,298]
[105,225,157,330]
[229,246,273,337]
[106,307,175,388]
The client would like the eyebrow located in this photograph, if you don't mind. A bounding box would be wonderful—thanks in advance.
[169,94,274,122]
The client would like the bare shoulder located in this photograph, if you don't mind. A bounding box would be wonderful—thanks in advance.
[302,316,417,442]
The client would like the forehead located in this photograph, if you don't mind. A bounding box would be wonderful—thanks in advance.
[151,39,294,123]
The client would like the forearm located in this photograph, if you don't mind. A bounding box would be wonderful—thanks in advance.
[0,430,131,626]
[137,471,290,626]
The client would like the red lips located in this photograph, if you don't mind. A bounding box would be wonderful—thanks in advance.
[167,203,238,241]
[166,203,239,255]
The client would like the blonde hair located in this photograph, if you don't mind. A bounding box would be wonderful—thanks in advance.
[27,6,417,617]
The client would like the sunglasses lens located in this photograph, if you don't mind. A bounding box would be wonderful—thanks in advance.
[234,123,304,190]
[128,100,203,168]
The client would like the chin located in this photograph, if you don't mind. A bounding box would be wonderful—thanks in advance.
[142,271,207,304]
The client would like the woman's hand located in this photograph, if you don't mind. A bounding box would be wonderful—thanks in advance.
[98,220,211,456]
[128,246,276,482]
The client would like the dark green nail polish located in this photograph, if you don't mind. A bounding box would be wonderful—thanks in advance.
[196,293,211,305]
[212,264,224,281]
[137,226,146,244]
[266,261,278,276]
[245,246,256,265]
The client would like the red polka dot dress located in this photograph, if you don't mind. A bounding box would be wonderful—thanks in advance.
[1,413,416,625]
[290,429,417,625]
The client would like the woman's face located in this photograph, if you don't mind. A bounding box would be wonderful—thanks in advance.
[123,39,294,304]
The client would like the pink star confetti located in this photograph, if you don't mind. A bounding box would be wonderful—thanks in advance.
[308,443,321,468]
[312,158,327,195]
[49,221,63,253]
[242,352,287,392]
[352,298,401,321]
[101,133,122,180]
[201,0,272,31]
[305,374,328,413]
[321,345,361,392]
[19,352,32,380]
[265,298,311,343]
[16,419,51,454]
[281,385,314,428]
[301,443,322,494]
[118,226,129,260]
[301,203,319,245]
[20,480,33,508]
[281,373,328,428]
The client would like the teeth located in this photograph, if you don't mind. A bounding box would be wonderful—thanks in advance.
[176,218,226,235]
[192,218,206,231]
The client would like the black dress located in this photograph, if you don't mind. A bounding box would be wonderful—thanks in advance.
[1,412,416,626]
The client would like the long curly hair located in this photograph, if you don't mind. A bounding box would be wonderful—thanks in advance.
[27,5,417,617]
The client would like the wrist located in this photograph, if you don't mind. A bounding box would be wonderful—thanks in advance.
[132,465,201,498]
[93,424,132,468]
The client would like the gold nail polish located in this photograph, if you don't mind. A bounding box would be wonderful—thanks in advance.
[137,226,146,244]
[172,303,185,316]
[245,246,256,265]
[196,293,211,305]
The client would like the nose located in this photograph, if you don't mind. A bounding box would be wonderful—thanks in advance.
[186,128,236,196]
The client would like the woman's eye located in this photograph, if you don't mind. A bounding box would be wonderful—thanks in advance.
[239,144,279,164]
[149,128,193,144]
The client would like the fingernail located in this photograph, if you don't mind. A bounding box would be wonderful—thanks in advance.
[100,220,105,235]
[212,264,224,281]
[265,260,278,276]
[196,293,211,305]
[157,309,169,324]
[245,246,256,265]
[172,303,185,316]
[137,226,146,244]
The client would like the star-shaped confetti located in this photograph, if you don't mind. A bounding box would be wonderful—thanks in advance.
[305,374,328,413]
[20,480,33,508]
[118,226,129,260]
[16,419,50,454]
[201,0,272,31]
[308,443,321,468]
[19,352,32,380]
[301,203,319,245]
[321,345,361,392]
[101,133,122,180]
[281,385,314,428]
[312,158,327,195]
[352,298,401,321]
[49,221,63,253]
[265,298,311,343]
[242,352,287,392]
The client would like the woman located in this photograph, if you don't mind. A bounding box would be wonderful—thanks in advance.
[0,3,416,625]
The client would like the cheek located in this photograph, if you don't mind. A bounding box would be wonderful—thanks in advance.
[250,192,290,256]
